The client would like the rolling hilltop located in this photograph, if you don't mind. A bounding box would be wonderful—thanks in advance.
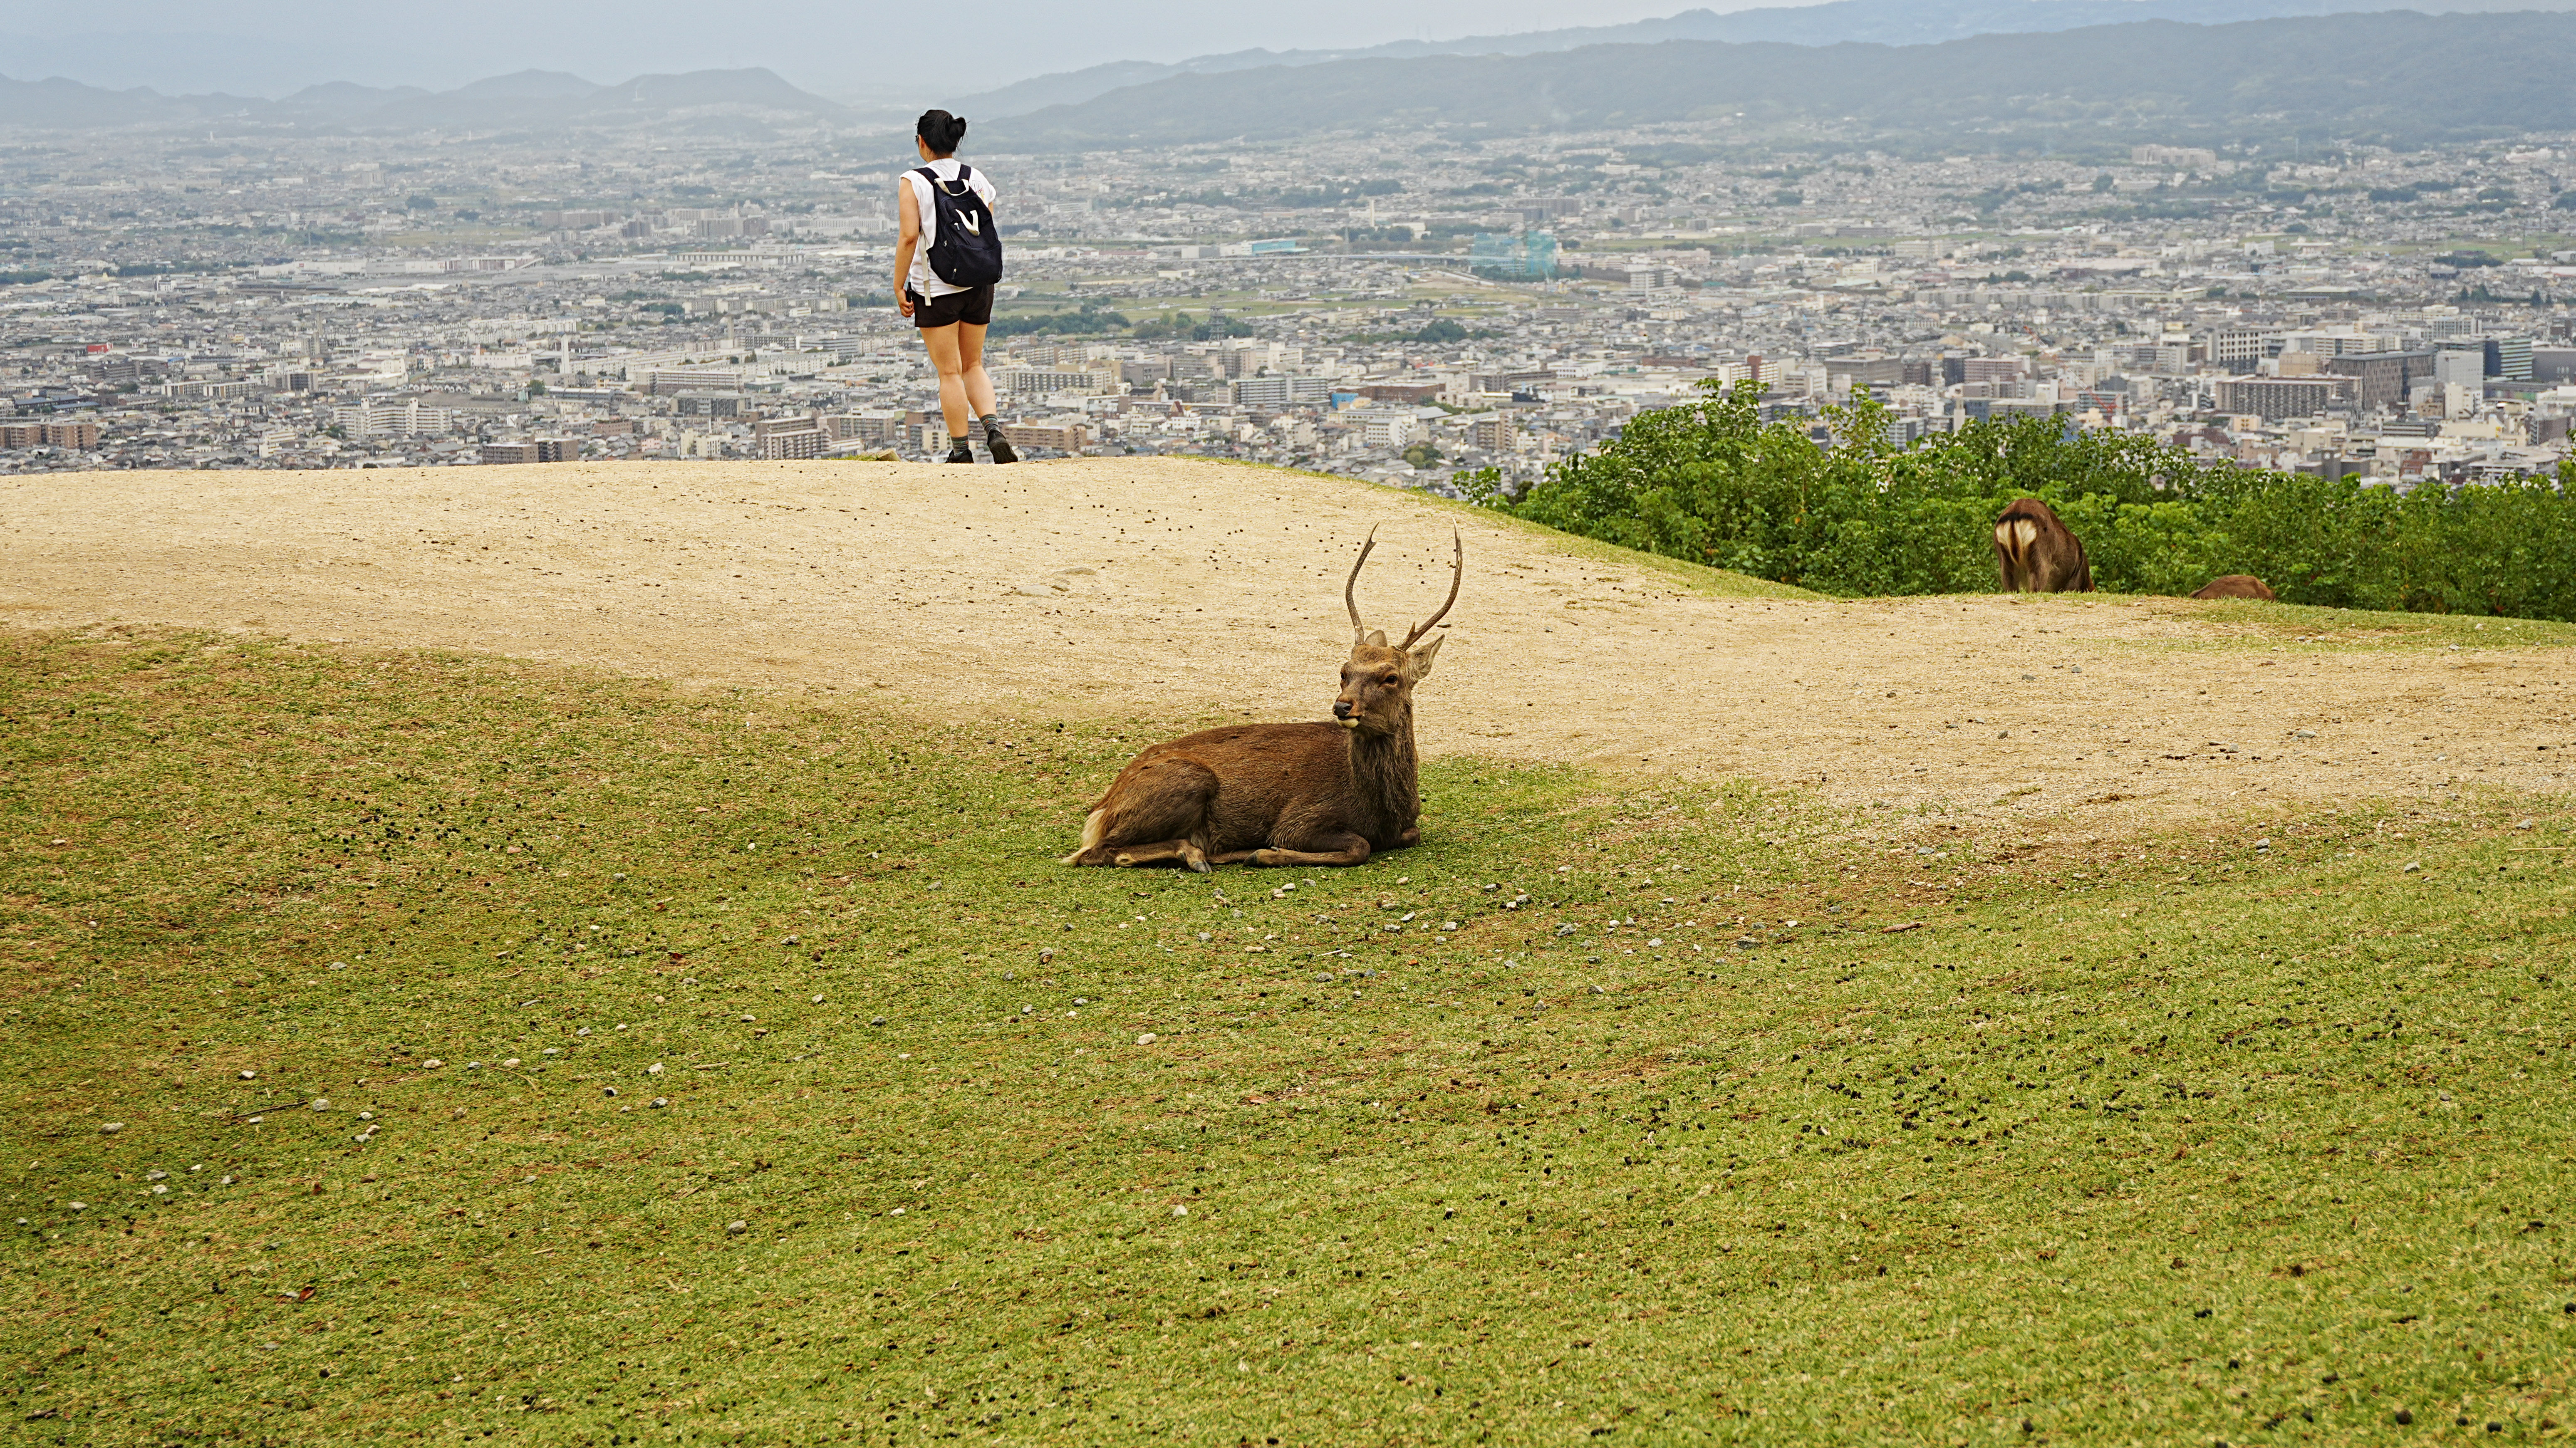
[991,10,2576,150]
[954,0,2576,119]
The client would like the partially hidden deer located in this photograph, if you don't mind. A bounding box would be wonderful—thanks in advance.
[2190,574,2276,600]
[1063,528,1459,872]
[1993,497,2095,593]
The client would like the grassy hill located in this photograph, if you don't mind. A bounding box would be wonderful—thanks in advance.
[5,625,2572,1442]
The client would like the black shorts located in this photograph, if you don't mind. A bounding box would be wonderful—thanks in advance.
[907,284,994,329]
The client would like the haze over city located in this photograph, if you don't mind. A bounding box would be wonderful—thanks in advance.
[10,0,1718,97]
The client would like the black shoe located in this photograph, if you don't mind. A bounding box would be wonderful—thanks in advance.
[983,421,1018,465]
[944,438,974,463]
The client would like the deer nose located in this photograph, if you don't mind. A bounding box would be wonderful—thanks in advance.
[1332,698,1355,720]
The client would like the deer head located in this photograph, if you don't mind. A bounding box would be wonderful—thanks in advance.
[1332,527,1461,736]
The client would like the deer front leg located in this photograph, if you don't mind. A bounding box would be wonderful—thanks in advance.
[1247,830,1372,868]
[1097,837,1212,873]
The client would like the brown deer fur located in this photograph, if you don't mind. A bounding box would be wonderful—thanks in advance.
[1063,530,1461,872]
[2191,574,2277,601]
[1993,497,2095,593]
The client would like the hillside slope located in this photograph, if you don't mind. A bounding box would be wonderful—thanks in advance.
[3,457,2569,831]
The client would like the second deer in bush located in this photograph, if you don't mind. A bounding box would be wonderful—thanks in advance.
[1994,497,2095,593]
[1063,528,1461,872]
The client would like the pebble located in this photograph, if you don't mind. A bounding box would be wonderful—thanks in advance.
[99,1122,122,1135]
[811,995,824,1004]
[239,1071,257,1080]
[1171,1205,1189,1217]
[502,1058,522,1068]
[602,1087,618,1098]
[422,1059,443,1069]
[873,1016,888,1026]
[67,1202,86,1212]
[651,1097,669,1109]
[310,1099,329,1111]
[2404,862,2422,873]
[646,1063,664,1075]
[466,1062,483,1071]
[1137,1033,1158,1045]
[726,1220,747,1235]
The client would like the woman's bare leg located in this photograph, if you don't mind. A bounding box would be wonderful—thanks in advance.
[957,323,998,420]
[921,323,969,440]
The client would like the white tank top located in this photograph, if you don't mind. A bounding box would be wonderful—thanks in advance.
[902,159,999,299]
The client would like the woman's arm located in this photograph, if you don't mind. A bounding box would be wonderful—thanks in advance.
[892,178,920,317]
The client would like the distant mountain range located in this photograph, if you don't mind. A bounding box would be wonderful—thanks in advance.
[9,4,2576,149]
[0,66,847,133]
[952,0,2576,119]
[989,9,2576,150]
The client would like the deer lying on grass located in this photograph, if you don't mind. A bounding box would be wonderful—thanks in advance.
[1993,498,2095,593]
[1063,529,1460,872]
[2191,574,2277,600]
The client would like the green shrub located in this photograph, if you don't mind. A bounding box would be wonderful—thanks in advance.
[1469,380,2576,620]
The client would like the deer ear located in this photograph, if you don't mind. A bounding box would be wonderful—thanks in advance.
[1365,629,1388,648]
[1407,632,1443,679]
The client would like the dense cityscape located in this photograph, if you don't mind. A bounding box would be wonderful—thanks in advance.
[7,84,2576,493]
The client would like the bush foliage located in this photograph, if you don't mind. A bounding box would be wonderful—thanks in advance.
[1464,380,2576,620]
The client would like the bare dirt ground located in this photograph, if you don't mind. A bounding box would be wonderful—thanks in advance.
[7,456,2571,831]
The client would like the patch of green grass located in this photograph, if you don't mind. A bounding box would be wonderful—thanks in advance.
[1973,591,2576,655]
[5,629,2574,1444]
[2135,598,2576,652]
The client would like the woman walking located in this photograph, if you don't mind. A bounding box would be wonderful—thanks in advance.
[895,109,1015,463]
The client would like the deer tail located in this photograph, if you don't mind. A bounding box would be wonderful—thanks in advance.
[1060,807,1109,865]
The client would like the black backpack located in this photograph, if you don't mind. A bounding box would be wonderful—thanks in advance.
[914,164,1003,287]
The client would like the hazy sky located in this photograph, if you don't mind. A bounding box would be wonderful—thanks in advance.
[0,0,1816,98]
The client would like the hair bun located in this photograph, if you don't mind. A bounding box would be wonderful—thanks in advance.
[917,108,970,153]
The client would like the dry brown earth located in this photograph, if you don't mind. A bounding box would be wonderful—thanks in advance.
[7,457,2571,830]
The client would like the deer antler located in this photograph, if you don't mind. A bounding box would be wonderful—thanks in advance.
[1344,526,1379,643]
[1400,529,1464,650]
